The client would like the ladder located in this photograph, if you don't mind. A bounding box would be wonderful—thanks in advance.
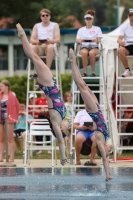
[114,55,133,161]
[24,44,62,166]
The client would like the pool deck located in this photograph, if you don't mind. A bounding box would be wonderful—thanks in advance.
[0,158,132,168]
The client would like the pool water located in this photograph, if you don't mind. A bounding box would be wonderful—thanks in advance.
[0,167,133,199]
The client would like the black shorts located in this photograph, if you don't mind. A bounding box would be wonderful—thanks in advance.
[80,140,92,156]
[14,129,25,138]
[125,45,133,55]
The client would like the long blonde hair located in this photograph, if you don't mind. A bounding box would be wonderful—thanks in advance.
[64,91,72,102]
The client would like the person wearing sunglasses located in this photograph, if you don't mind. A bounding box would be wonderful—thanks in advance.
[30,8,60,79]
[117,8,133,77]
[76,10,102,77]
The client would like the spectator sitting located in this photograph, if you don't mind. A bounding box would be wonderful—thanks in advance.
[117,8,133,77]
[30,8,60,79]
[73,108,97,166]
[76,9,102,77]
[14,104,33,153]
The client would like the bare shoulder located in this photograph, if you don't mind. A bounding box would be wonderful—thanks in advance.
[54,23,59,29]
[32,24,37,31]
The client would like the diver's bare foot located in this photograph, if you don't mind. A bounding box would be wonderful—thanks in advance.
[68,48,76,63]
[105,175,113,181]
[16,23,25,38]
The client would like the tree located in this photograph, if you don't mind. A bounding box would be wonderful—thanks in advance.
[0,0,75,28]
[104,0,133,26]
[0,0,108,28]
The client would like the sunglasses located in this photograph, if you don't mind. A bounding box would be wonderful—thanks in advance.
[41,14,49,17]
[129,14,133,16]
[85,17,92,20]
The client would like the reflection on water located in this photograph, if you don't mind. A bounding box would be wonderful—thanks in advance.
[0,185,25,193]
[0,167,133,199]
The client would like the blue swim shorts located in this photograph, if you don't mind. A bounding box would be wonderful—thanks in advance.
[76,130,94,140]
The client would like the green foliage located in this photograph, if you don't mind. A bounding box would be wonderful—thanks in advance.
[0,0,118,28]
[0,75,32,104]
[1,0,132,30]
[61,74,72,96]
[0,74,71,104]
[105,0,133,26]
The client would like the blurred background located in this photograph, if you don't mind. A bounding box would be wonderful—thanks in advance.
[0,0,131,102]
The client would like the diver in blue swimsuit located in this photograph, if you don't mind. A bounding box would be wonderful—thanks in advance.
[16,23,67,166]
[68,48,113,181]
[87,104,109,141]
[39,77,66,120]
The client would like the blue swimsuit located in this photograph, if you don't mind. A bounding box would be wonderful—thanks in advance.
[87,104,109,141]
[39,78,66,120]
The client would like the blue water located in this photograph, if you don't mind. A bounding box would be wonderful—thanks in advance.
[0,167,133,199]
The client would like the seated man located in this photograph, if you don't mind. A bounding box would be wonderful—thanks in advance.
[73,109,97,165]
[30,8,60,78]
[117,8,133,77]
[14,104,33,153]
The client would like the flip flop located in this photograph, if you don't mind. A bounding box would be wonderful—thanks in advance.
[84,161,97,166]
[81,73,87,77]
[88,162,97,166]
[84,161,90,166]
[90,73,96,77]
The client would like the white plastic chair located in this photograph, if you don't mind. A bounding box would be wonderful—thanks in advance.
[24,121,54,167]
[74,42,101,60]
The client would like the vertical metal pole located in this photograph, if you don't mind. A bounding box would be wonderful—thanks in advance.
[117,0,120,26]
[4,113,8,162]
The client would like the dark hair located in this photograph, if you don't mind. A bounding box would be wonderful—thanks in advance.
[85,9,95,16]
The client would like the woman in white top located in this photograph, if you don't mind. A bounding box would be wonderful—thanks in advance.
[76,10,102,77]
